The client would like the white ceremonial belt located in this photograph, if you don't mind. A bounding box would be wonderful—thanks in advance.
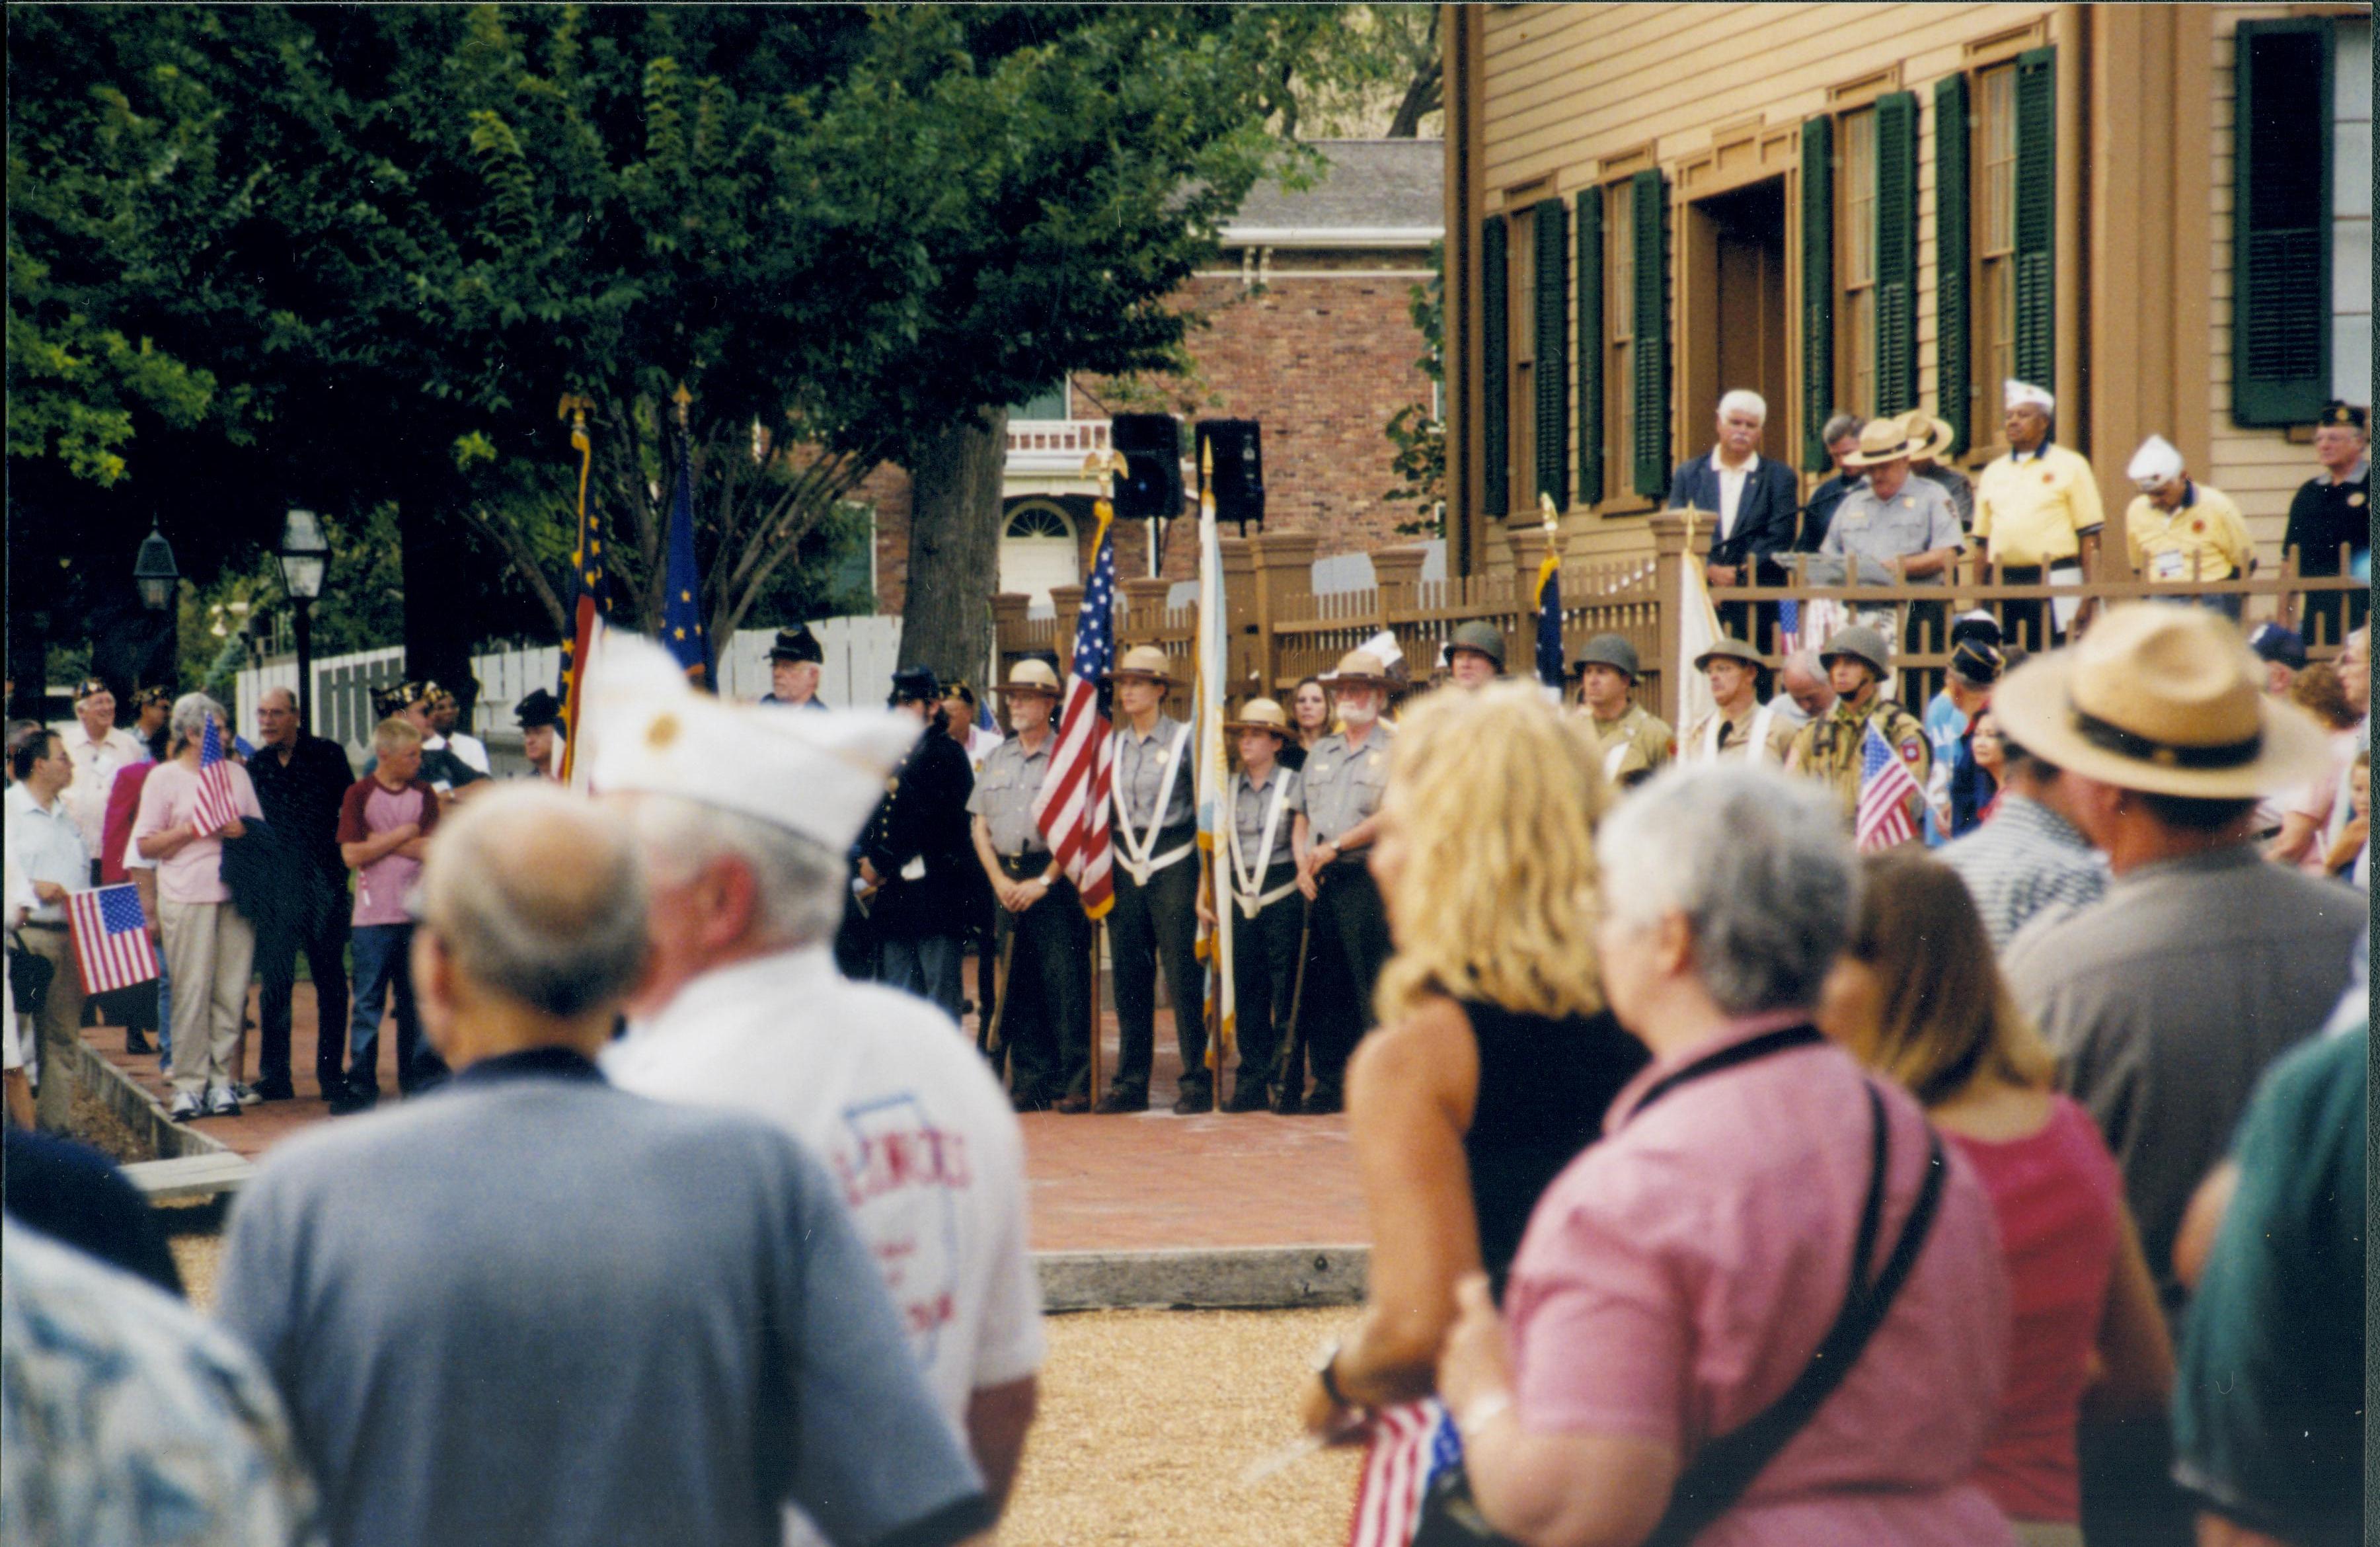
[1116,841,1195,886]
[1232,877,1301,918]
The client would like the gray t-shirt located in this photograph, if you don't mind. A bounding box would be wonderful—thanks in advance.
[214,1054,989,1547]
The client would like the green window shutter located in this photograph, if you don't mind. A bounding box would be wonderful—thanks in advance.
[2012,47,2057,388]
[1933,73,1972,456]
[1874,92,1919,416]
[1482,214,1510,517]
[1533,197,1570,510]
[1576,192,1605,504]
[1630,169,1671,499]
[2233,20,2336,426]
[1800,117,1835,471]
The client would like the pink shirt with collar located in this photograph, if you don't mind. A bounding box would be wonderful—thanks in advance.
[1502,1013,2015,1546]
[128,758,263,906]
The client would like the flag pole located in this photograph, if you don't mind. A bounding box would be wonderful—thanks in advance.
[556,393,595,785]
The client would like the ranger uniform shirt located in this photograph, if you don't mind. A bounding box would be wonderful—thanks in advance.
[966,734,1054,857]
[1786,693,1929,824]
[1820,479,1966,582]
[1679,701,1794,766]
[2126,481,2251,584]
[1974,442,2106,567]
[1227,766,1304,886]
[1302,729,1393,846]
[1584,703,1675,788]
[1112,715,1194,834]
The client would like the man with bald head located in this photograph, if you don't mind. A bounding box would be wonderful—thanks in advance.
[248,686,356,1101]
[215,785,993,1547]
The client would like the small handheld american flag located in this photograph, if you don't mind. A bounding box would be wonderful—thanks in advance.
[190,715,243,838]
[67,885,159,995]
[1855,720,1922,852]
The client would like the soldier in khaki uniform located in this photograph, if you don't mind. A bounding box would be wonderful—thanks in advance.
[1571,635,1673,789]
[1785,625,1929,835]
[1679,637,1794,765]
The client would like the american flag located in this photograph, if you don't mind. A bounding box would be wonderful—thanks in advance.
[189,715,242,838]
[1350,1399,1463,1547]
[1032,503,1118,918]
[1856,720,1923,852]
[558,402,611,783]
[67,884,159,995]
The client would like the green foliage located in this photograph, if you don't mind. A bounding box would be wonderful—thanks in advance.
[1384,243,1445,536]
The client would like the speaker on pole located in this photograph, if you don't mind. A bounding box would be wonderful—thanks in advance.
[1109,414,1184,522]
[1196,419,1264,534]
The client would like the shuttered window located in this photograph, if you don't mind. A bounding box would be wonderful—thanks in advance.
[1482,214,1509,516]
[2012,47,2057,388]
[1801,116,1835,471]
[1576,192,1604,504]
[1874,92,1919,416]
[1609,186,1636,500]
[1534,196,1570,509]
[2233,20,2335,426]
[1629,169,1670,498]
[1934,74,1972,456]
[1976,63,2019,415]
[1839,108,1878,419]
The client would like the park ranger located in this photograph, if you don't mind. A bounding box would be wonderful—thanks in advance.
[1099,644,1207,1114]
[1679,637,1792,765]
[1195,698,1310,1113]
[1785,625,1929,836]
[1290,649,1398,1115]
[1443,620,1506,690]
[968,658,1091,1113]
[1572,635,1673,790]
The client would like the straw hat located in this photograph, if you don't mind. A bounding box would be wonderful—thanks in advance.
[1990,604,2332,799]
[1692,636,1764,672]
[1898,409,1957,463]
[1226,697,1292,738]
[1842,416,1931,469]
[1323,649,1396,688]
[1106,644,1177,687]
[990,658,1063,699]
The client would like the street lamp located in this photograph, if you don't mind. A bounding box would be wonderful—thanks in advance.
[278,508,330,729]
[133,526,179,611]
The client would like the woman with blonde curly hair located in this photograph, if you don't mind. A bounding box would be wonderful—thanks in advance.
[1299,682,1647,1542]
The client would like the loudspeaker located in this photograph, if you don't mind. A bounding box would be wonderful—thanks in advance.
[1110,414,1184,521]
[1196,419,1265,532]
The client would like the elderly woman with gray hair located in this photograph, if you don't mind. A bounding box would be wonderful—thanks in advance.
[130,694,264,1120]
[1433,766,2015,1547]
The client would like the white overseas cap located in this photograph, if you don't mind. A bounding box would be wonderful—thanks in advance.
[2126,434,2186,486]
[2004,379,2055,413]
[586,632,917,850]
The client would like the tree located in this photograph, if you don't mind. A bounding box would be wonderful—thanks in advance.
[1383,243,1445,537]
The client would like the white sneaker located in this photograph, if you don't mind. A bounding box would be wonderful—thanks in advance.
[233,1082,262,1107]
[168,1091,203,1121]
[205,1085,241,1118]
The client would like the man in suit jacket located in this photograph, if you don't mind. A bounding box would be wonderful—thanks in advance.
[1669,389,1802,645]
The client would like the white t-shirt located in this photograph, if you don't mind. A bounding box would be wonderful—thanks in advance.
[445,731,492,775]
[606,945,1044,1447]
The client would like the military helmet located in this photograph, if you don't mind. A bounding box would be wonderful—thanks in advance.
[1571,633,1642,681]
[1446,621,1507,671]
[1818,625,1892,678]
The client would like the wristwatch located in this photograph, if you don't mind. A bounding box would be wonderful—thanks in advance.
[1313,1339,1352,1408]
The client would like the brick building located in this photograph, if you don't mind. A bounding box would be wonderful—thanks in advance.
[856,139,1443,616]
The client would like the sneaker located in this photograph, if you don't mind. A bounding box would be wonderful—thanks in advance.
[233,1082,264,1107]
[1092,1088,1149,1115]
[167,1091,203,1122]
[204,1085,241,1118]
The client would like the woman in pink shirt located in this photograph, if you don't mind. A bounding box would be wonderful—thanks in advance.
[130,695,264,1121]
[1438,766,2014,1547]
[1822,852,2172,1547]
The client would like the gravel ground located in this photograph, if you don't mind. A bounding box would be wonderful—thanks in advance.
[69,1082,152,1166]
[169,1233,1358,1544]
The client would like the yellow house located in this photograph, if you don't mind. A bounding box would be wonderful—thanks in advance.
[1441,3,2371,578]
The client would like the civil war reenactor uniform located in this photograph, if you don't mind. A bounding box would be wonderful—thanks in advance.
[1572,635,1674,789]
[1785,625,1929,834]
[1679,638,1794,765]
[513,689,565,779]
[1217,699,1307,1113]
[2282,401,2370,645]
[853,667,976,1021]
[1100,645,1208,1114]
[969,659,1093,1112]
[1290,649,1399,1115]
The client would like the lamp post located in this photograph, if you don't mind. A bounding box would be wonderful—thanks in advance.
[133,526,179,612]
[278,508,329,729]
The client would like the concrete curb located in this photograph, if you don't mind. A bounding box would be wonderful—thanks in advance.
[63,1035,231,1163]
[1036,1245,1368,1311]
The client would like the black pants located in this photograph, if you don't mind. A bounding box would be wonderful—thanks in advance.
[1107,846,1206,1098]
[2301,584,2369,649]
[1228,883,1304,1098]
[255,867,350,1090]
[1993,565,2061,653]
[993,861,1093,1103]
[1298,859,1392,1099]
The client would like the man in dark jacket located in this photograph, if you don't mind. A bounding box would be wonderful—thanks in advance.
[245,686,354,1101]
[1669,389,1802,645]
[859,667,976,1021]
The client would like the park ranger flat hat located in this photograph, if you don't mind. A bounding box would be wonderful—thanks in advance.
[1818,625,1893,678]
[1225,697,1293,738]
[1105,644,1178,688]
[988,658,1063,698]
[1692,636,1764,673]
[1842,416,1931,469]
[1993,604,2330,799]
[1323,648,1397,688]
[1445,621,1507,670]
[1571,633,1642,681]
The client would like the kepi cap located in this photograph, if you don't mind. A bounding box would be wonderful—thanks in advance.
[769,625,824,665]
[888,666,941,705]
[514,688,564,729]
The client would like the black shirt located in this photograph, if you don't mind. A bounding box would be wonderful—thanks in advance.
[2283,461,2370,576]
[861,731,976,942]
[246,733,355,873]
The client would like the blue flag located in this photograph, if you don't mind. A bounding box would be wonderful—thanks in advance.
[1534,548,1564,693]
[662,443,709,681]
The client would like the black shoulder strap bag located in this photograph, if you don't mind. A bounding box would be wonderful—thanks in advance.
[1412,1025,1950,1547]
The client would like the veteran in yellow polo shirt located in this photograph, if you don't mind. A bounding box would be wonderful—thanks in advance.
[2122,434,2252,621]
[1974,379,2105,649]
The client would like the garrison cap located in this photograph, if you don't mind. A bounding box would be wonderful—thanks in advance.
[2318,401,2367,432]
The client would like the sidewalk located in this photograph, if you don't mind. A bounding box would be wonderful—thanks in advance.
[79,979,1363,1255]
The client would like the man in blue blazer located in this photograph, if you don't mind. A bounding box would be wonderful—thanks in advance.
[1668,389,1803,645]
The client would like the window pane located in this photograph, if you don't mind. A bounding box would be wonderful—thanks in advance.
[1610,192,1634,342]
[1844,110,1878,285]
[1979,67,2016,257]
[1848,290,1876,418]
[1010,380,1069,420]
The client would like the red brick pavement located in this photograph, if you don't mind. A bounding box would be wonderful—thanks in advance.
[79,972,1363,1254]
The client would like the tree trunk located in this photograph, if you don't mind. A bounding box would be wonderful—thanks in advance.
[399,499,476,711]
[899,405,1009,690]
